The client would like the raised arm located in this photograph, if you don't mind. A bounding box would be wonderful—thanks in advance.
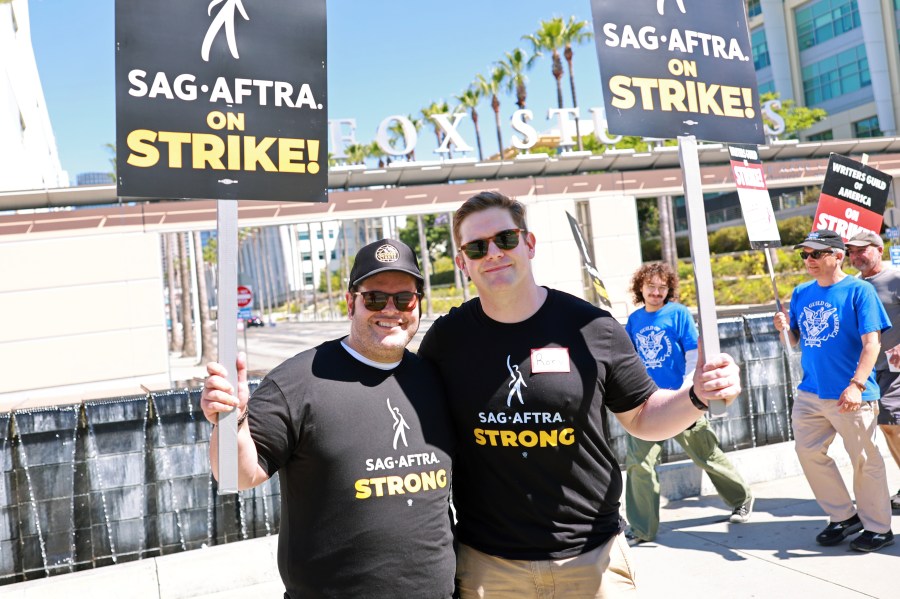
[615,352,741,441]
[201,352,270,490]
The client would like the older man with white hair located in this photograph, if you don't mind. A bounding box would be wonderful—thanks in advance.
[774,228,894,552]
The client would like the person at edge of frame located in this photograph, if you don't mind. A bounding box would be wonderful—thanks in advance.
[200,238,457,599]
[418,191,744,598]
[622,261,753,546]
[774,228,894,553]
[846,229,900,513]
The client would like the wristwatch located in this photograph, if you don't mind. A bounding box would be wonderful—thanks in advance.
[689,385,709,411]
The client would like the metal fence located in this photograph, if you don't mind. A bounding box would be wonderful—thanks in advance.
[0,385,278,585]
[0,313,796,585]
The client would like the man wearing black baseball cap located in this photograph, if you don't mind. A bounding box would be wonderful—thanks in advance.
[793,228,847,251]
[200,238,457,598]
[846,229,900,513]
[775,228,894,552]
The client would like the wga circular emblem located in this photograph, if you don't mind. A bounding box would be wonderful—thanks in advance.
[374,244,400,263]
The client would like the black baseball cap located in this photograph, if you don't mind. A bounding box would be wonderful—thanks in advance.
[794,229,846,251]
[349,238,423,288]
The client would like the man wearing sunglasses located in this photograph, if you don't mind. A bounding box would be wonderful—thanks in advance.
[774,228,894,552]
[845,229,900,515]
[200,239,456,598]
[419,191,744,597]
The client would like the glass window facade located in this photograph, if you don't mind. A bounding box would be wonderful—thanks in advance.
[748,0,762,18]
[796,0,861,49]
[853,116,882,138]
[807,130,834,141]
[752,29,770,70]
[801,44,870,105]
[758,80,776,95]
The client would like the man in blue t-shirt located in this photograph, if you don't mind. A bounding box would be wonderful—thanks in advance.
[774,228,894,552]
[624,262,752,545]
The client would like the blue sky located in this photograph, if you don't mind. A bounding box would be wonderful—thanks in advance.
[28,0,606,180]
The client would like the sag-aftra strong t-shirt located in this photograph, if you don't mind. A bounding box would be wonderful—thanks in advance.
[419,288,656,560]
[248,340,456,599]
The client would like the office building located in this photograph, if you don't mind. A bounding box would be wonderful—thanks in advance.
[0,0,67,192]
[750,0,900,139]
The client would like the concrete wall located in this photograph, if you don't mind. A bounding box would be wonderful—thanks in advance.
[0,232,169,406]
[527,193,642,320]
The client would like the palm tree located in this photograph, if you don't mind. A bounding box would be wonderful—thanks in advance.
[560,16,593,151]
[524,18,566,112]
[496,48,536,111]
[344,143,369,165]
[455,86,485,161]
[164,233,183,352]
[103,143,117,182]
[421,101,452,158]
[368,141,387,167]
[388,114,422,161]
[192,231,215,363]
[177,232,197,358]
[476,68,506,158]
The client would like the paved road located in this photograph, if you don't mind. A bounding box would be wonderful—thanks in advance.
[170,318,437,384]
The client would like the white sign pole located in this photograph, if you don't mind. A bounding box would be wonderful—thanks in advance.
[678,135,726,417]
[764,249,793,355]
[216,199,239,494]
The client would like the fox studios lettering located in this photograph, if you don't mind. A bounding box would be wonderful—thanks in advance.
[115,0,327,202]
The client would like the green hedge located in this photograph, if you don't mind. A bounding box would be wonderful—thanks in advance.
[642,215,814,259]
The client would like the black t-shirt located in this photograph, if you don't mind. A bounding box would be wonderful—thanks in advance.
[248,339,456,599]
[418,289,656,560]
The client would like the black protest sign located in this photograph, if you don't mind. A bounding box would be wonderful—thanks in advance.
[590,0,764,144]
[813,154,891,239]
[115,0,327,202]
[565,212,613,310]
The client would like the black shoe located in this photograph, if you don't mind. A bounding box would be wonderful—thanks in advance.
[624,530,650,546]
[849,530,895,552]
[815,514,863,546]
[891,490,900,512]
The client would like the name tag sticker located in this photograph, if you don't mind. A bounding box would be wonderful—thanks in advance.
[531,347,571,373]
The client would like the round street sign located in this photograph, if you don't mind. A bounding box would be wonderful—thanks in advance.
[237,285,253,308]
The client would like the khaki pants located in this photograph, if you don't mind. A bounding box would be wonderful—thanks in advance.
[792,390,892,533]
[456,533,637,599]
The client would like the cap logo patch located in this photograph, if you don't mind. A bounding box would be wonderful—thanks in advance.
[374,244,400,263]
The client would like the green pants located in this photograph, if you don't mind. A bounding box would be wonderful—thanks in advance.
[625,417,751,541]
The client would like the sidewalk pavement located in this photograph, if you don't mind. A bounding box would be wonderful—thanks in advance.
[4,441,897,599]
[630,462,899,599]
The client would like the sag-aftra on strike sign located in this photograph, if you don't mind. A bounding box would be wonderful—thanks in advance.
[590,0,764,144]
[115,0,327,202]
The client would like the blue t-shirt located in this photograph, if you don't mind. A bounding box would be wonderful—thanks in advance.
[789,275,890,400]
[625,302,698,390]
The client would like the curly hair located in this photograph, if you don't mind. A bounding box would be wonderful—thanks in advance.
[630,262,679,306]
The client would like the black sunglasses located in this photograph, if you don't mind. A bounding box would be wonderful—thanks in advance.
[799,249,834,260]
[353,290,422,312]
[458,229,525,260]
